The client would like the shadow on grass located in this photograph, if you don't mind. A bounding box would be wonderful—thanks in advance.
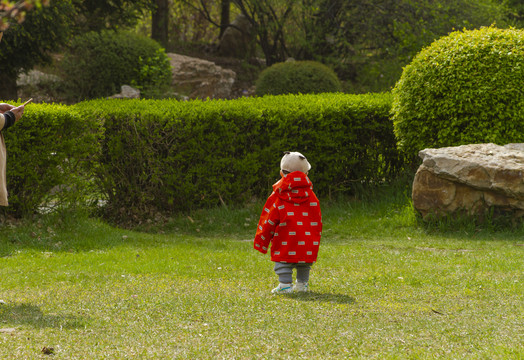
[285,291,355,304]
[0,302,86,329]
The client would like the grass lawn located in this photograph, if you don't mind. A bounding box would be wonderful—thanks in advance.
[0,189,523,359]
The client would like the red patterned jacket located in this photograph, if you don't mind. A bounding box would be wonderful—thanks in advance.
[254,171,322,263]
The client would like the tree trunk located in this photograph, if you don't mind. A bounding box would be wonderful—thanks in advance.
[0,76,18,101]
[219,0,231,39]
[152,0,169,48]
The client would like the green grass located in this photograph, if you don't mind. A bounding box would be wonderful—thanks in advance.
[0,189,523,359]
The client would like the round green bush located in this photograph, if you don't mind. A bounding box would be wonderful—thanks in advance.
[255,60,342,96]
[60,31,172,100]
[392,27,524,158]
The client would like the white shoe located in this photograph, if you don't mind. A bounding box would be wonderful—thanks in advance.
[271,283,293,294]
[294,282,309,292]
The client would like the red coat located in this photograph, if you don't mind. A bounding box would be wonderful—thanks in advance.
[254,171,322,263]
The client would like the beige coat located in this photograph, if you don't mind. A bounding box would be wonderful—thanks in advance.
[0,114,9,206]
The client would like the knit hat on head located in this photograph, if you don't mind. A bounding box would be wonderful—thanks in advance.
[280,151,311,174]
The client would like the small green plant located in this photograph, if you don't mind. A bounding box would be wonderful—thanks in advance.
[392,26,524,158]
[255,60,342,96]
[131,49,173,98]
[60,31,172,101]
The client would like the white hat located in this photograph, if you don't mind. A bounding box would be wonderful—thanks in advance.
[280,151,311,174]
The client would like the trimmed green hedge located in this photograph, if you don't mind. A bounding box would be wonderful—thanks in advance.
[77,93,402,219]
[1,103,101,217]
[2,94,402,220]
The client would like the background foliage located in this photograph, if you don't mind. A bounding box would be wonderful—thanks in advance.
[0,0,74,99]
[182,0,513,93]
[0,0,50,31]
[59,30,172,101]
[70,0,154,34]
[2,0,523,100]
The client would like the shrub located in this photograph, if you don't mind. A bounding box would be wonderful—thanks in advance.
[60,31,172,101]
[392,27,524,158]
[255,60,342,96]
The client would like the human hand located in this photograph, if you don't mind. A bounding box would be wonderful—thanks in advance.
[10,105,25,122]
[0,103,15,113]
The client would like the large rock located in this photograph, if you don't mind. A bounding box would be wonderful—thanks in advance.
[17,70,61,87]
[17,70,62,103]
[412,143,524,219]
[109,85,140,99]
[168,53,236,99]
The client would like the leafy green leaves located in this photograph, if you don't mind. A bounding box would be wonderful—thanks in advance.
[3,94,404,221]
[255,61,342,96]
[60,30,172,101]
[2,103,102,217]
[82,94,401,221]
[392,27,524,158]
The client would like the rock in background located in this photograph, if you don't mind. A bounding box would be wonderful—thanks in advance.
[109,85,140,99]
[18,54,239,102]
[412,143,524,220]
[17,70,61,103]
[168,53,236,100]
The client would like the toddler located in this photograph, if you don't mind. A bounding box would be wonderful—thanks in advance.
[253,151,322,294]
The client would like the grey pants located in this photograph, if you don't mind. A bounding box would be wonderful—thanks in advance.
[274,262,313,284]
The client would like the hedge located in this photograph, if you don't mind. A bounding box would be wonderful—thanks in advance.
[2,93,402,220]
[1,102,102,217]
[76,93,402,219]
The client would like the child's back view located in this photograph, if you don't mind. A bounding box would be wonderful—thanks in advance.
[253,151,322,294]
